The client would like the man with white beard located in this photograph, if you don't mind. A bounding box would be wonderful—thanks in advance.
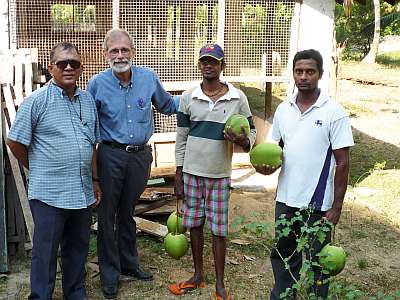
[87,28,178,299]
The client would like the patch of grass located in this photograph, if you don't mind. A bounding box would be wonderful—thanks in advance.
[376,51,400,68]
[233,83,284,116]
[342,101,373,117]
[357,257,368,269]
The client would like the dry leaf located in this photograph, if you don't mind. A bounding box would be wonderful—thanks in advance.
[231,239,251,245]
[227,257,240,265]
[243,255,256,261]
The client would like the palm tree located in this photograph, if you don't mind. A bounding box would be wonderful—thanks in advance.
[341,0,381,63]
[362,0,381,63]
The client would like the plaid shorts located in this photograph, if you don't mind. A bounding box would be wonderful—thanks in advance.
[182,173,231,237]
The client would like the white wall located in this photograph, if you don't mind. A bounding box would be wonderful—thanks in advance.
[287,0,336,95]
[0,0,9,50]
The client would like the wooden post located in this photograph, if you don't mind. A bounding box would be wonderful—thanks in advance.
[0,93,8,272]
[264,82,272,119]
[2,83,34,243]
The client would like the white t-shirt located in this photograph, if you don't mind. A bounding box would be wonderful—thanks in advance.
[271,91,354,211]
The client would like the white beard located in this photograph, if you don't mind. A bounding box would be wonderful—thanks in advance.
[109,59,132,73]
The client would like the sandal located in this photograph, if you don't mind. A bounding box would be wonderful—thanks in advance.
[215,290,233,300]
[168,281,205,295]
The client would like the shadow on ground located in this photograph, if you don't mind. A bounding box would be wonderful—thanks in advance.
[350,127,400,186]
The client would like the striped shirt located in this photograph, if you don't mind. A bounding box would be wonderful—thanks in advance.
[8,82,100,209]
[175,82,256,178]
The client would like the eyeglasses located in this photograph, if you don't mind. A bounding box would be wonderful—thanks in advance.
[53,60,82,70]
[199,57,222,66]
[108,48,131,56]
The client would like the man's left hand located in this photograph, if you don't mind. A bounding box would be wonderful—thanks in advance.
[224,126,250,151]
[92,181,102,208]
[324,207,342,225]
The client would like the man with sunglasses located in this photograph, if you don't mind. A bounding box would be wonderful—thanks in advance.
[7,42,101,300]
[170,44,256,300]
[87,28,178,299]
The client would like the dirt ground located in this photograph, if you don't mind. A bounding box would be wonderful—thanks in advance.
[0,62,399,299]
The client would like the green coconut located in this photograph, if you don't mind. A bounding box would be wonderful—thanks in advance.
[249,142,282,168]
[224,114,250,137]
[164,233,189,260]
[167,211,186,234]
[318,244,347,276]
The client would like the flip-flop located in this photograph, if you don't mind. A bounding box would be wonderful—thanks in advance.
[169,281,205,295]
[214,290,233,300]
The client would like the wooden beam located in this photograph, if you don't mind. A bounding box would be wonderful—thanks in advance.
[133,217,168,238]
[264,82,272,119]
[134,197,174,215]
[1,84,34,243]
[0,91,8,272]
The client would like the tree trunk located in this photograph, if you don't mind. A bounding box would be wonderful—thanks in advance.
[362,0,380,64]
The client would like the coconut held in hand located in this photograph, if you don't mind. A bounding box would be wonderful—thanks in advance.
[249,142,282,168]
[224,114,250,137]
[318,244,347,276]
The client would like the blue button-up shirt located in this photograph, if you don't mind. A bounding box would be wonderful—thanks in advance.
[8,82,100,209]
[87,65,177,145]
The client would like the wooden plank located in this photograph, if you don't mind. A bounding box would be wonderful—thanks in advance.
[14,51,24,104]
[264,82,272,119]
[30,48,40,90]
[0,92,8,272]
[143,202,176,215]
[1,86,34,243]
[133,217,168,238]
[0,50,14,84]
[6,159,26,256]
[141,187,174,199]
[134,197,174,215]
[139,192,174,203]
[23,50,33,96]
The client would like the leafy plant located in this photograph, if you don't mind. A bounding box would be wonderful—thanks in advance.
[274,209,333,300]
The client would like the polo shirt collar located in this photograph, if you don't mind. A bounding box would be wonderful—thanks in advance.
[192,81,240,101]
[289,89,330,108]
[50,81,81,100]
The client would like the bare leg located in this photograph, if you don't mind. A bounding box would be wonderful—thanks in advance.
[188,226,205,284]
[212,234,227,298]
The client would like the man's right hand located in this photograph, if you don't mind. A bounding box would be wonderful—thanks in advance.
[254,164,280,175]
[174,166,184,200]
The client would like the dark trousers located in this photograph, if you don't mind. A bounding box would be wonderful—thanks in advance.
[97,143,152,288]
[270,202,331,300]
[29,199,92,300]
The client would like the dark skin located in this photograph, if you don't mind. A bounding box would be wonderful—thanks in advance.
[175,56,249,299]
[254,58,350,224]
[6,47,101,207]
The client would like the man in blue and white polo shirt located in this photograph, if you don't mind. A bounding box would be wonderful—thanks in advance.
[7,42,101,300]
[255,49,354,299]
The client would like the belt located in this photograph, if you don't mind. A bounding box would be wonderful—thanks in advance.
[102,141,147,153]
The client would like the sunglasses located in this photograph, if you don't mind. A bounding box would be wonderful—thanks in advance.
[199,57,222,66]
[53,59,82,70]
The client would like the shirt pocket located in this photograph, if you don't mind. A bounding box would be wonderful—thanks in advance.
[135,98,152,123]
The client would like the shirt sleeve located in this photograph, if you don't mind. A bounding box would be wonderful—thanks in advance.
[238,90,257,148]
[330,116,354,150]
[151,71,177,115]
[87,77,100,109]
[175,93,190,167]
[271,106,282,142]
[8,95,39,146]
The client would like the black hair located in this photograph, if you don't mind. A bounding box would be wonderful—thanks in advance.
[50,42,80,63]
[293,49,323,75]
